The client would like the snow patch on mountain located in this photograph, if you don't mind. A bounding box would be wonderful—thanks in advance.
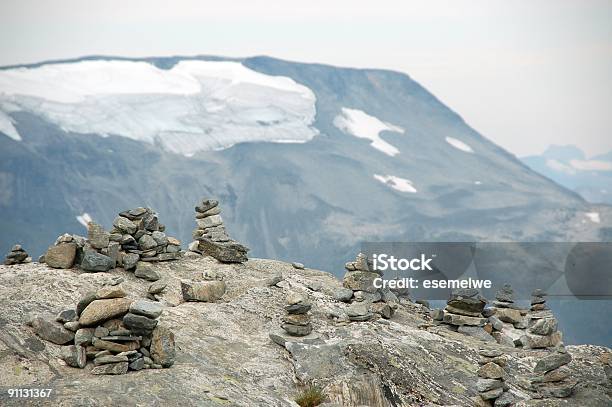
[585,212,601,223]
[0,60,318,155]
[333,108,403,156]
[569,159,612,172]
[0,110,20,141]
[445,136,473,153]
[373,174,417,193]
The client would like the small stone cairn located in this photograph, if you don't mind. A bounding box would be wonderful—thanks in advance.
[189,199,249,263]
[43,207,182,278]
[522,289,562,349]
[340,253,397,321]
[530,349,575,398]
[281,292,313,336]
[476,348,513,406]
[485,284,526,347]
[3,244,32,265]
[433,288,493,342]
[28,282,176,374]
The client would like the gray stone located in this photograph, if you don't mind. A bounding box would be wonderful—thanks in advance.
[81,250,114,272]
[493,391,514,407]
[129,357,145,371]
[148,280,167,294]
[529,318,558,336]
[151,231,168,246]
[479,349,504,358]
[74,328,94,346]
[443,311,486,326]
[195,199,219,213]
[88,222,110,249]
[333,287,354,302]
[291,262,305,269]
[534,352,572,374]
[30,316,75,345]
[63,321,80,331]
[56,309,77,323]
[123,313,158,334]
[265,272,283,286]
[476,378,503,392]
[150,325,176,368]
[480,387,503,400]
[45,243,77,269]
[282,323,313,336]
[495,284,514,303]
[342,270,380,293]
[447,288,486,315]
[488,316,504,331]
[61,345,86,368]
[91,361,129,375]
[122,253,140,271]
[494,308,522,324]
[491,332,515,347]
[536,380,576,398]
[130,299,163,319]
[138,234,157,251]
[197,214,223,229]
[94,354,129,366]
[430,309,444,321]
[197,238,249,263]
[135,262,161,281]
[113,216,137,234]
[346,302,372,321]
[457,326,495,342]
[181,280,226,302]
[195,205,221,218]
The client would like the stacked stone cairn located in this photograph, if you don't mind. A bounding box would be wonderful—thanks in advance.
[27,282,176,374]
[340,253,397,322]
[43,207,182,278]
[435,288,493,341]
[189,199,249,263]
[530,349,575,398]
[476,348,513,406]
[281,292,313,336]
[485,284,528,347]
[3,244,32,265]
[521,289,562,349]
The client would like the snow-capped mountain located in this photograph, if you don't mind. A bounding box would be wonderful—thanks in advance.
[1,56,611,345]
[522,145,612,205]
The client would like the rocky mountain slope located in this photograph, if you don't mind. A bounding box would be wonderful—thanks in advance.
[0,255,610,406]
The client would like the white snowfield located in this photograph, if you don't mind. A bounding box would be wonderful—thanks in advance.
[585,212,601,224]
[373,174,417,193]
[445,136,473,153]
[333,107,404,156]
[0,60,318,155]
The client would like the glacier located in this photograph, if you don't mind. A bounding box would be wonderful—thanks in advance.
[0,60,318,155]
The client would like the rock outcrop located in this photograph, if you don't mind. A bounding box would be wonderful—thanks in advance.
[0,255,610,406]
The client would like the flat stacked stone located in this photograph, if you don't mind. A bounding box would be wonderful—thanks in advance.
[522,289,562,349]
[441,288,494,342]
[282,292,313,336]
[32,284,175,374]
[190,199,249,263]
[530,349,576,398]
[3,244,32,265]
[476,348,513,406]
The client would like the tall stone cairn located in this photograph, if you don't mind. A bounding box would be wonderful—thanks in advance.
[521,289,562,349]
[475,348,513,406]
[3,244,32,265]
[190,199,249,263]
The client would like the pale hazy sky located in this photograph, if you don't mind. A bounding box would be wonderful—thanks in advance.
[1,0,611,157]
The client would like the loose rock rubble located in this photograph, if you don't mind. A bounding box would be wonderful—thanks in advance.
[28,282,175,375]
[475,348,513,406]
[189,199,249,263]
[43,208,182,276]
[3,244,32,265]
